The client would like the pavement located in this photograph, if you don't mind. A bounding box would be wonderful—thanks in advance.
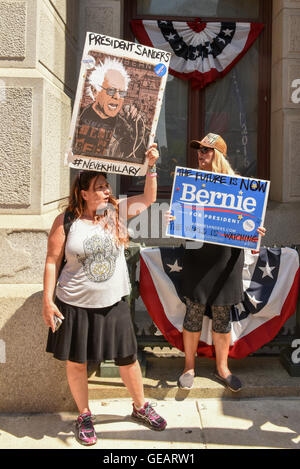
[1,353,300,451]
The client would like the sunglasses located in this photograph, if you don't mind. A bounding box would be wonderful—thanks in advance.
[100,86,127,98]
[198,146,212,154]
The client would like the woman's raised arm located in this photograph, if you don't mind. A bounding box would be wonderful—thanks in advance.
[121,143,159,220]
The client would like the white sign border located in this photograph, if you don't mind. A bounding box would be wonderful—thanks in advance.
[166,166,270,251]
[65,32,171,176]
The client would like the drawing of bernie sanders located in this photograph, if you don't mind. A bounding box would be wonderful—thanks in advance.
[73,57,149,164]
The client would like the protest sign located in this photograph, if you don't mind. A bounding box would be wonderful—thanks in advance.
[166,166,270,250]
[65,32,171,176]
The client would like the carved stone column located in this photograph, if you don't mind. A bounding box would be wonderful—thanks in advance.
[264,0,300,248]
[0,0,78,412]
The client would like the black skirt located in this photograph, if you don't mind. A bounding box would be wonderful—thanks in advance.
[181,244,244,306]
[46,297,137,364]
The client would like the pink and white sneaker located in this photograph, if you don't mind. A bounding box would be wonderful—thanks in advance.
[75,411,97,446]
[131,402,167,431]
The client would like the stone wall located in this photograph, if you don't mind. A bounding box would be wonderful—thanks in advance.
[267,0,300,246]
[0,0,124,413]
[0,0,80,412]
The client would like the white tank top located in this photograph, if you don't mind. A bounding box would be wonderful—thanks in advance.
[56,218,131,308]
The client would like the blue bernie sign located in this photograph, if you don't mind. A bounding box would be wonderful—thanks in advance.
[166,167,270,250]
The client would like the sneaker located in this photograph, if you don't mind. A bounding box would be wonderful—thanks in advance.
[131,402,167,431]
[178,371,194,389]
[75,411,97,446]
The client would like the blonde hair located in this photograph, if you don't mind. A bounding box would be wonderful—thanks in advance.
[211,149,236,176]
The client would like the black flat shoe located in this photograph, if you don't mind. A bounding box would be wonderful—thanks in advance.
[214,372,242,392]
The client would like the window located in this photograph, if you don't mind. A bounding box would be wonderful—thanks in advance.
[137,0,260,18]
[123,0,271,197]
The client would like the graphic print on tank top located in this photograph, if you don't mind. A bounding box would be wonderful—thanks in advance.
[77,230,119,282]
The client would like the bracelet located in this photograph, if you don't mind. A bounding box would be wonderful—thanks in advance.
[148,172,157,178]
[147,164,157,174]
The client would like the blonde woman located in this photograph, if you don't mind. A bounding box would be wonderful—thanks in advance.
[177,134,266,391]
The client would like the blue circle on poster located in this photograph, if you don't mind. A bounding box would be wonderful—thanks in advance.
[155,63,167,77]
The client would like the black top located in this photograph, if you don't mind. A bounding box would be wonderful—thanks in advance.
[181,243,244,306]
[73,104,148,164]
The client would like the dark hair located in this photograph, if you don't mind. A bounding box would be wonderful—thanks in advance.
[79,171,106,190]
[66,171,129,246]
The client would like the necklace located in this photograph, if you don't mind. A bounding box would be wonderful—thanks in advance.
[81,213,99,223]
[81,211,108,225]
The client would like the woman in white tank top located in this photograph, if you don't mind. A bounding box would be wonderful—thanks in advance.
[42,144,167,445]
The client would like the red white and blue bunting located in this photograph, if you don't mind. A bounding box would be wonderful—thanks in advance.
[140,247,300,359]
[131,19,264,89]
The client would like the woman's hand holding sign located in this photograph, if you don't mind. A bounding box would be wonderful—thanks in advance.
[146,142,159,168]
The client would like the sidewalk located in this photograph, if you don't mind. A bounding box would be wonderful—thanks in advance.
[1,355,300,450]
[1,397,300,449]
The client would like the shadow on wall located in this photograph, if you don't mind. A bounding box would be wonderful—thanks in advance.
[0,291,76,413]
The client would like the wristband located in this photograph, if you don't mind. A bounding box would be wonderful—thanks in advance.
[147,164,157,174]
[147,172,157,178]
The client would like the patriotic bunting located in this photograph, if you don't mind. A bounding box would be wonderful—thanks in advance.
[130,19,264,89]
[139,246,300,359]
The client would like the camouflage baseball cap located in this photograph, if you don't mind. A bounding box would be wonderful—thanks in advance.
[190,133,227,157]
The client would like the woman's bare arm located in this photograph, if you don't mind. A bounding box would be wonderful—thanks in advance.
[42,213,66,332]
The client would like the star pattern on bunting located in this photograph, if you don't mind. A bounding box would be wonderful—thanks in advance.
[157,20,237,61]
[167,259,183,273]
[130,19,265,88]
[259,262,276,279]
[246,293,263,309]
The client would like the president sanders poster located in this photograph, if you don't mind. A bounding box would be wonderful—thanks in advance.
[166,166,270,250]
[65,32,171,176]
